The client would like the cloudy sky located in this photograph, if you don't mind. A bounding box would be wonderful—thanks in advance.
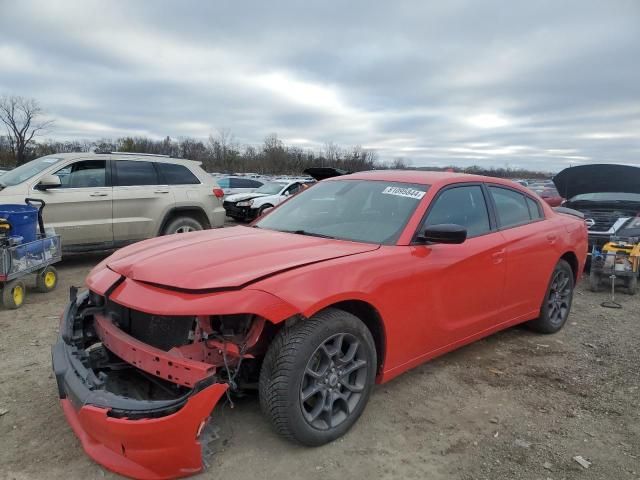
[1,0,639,171]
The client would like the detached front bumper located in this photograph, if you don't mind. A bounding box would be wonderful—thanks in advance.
[52,292,229,480]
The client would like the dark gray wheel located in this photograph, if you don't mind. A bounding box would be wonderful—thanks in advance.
[162,216,203,235]
[528,259,574,334]
[259,308,376,446]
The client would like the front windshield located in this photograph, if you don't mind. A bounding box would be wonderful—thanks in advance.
[256,179,429,244]
[255,182,286,195]
[0,156,62,187]
[570,192,640,202]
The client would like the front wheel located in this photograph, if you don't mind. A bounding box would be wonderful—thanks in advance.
[2,279,26,309]
[35,266,58,293]
[259,309,376,446]
[528,259,574,334]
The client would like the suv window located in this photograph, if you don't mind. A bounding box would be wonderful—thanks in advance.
[156,163,200,185]
[424,185,491,237]
[526,196,543,220]
[489,186,532,228]
[114,160,158,186]
[54,160,106,188]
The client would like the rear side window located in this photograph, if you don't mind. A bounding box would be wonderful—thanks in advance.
[114,160,158,186]
[156,163,200,185]
[526,196,543,220]
[54,160,106,188]
[217,178,230,188]
[424,185,491,237]
[489,186,531,228]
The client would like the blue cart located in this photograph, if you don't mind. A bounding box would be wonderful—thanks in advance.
[0,199,61,309]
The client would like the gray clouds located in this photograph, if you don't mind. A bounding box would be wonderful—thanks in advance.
[0,0,638,170]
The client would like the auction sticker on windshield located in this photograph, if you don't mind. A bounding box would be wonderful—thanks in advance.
[382,186,426,200]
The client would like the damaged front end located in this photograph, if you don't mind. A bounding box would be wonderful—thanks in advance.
[52,282,288,480]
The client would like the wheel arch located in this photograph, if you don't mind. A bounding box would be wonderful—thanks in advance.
[560,250,579,283]
[313,300,387,376]
[158,206,211,234]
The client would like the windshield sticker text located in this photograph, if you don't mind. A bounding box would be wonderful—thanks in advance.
[382,186,426,200]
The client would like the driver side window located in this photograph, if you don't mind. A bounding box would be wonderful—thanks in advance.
[424,185,491,237]
[53,160,106,188]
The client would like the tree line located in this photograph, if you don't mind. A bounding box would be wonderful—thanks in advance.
[0,95,551,178]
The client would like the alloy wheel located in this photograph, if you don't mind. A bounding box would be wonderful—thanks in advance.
[300,333,369,430]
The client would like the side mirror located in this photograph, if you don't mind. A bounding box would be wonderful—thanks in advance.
[419,224,467,244]
[283,191,291,196]
[36,175,61,190]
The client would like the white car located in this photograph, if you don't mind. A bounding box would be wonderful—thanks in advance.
[223,180,312,221]
[215,175,264,197]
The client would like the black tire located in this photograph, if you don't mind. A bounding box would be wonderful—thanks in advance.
[259,308,376,446]
[588,267,601,292]
[257,204,273,217]
[528,259,574,334]
[627,274,638,295]
[162,216,203,235]
[35,266,58,293]
[2,279,26,309]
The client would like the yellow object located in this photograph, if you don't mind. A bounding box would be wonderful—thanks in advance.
[12,284,24,306]
[44,271,56,288]
[601,240,640,274]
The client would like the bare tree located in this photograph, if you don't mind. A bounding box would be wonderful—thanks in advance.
[0,95,54,165]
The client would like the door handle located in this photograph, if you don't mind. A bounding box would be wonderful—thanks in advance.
[154,190,170,194]
[89,192,108,197]
[492,249,506,264]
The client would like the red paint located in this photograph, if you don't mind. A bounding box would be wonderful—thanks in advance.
[67,171,587,479]
[60,383,228,480]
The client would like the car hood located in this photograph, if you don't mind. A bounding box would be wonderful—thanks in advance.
[225,192,271,202]
[553,164,640,199]
[103,226,379,291]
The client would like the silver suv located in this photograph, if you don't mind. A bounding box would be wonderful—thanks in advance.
[0,152,226,251]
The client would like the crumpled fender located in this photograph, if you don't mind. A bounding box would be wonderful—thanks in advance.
[61,382,228,480]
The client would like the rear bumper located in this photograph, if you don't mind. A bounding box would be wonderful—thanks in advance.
[52,292,229,479]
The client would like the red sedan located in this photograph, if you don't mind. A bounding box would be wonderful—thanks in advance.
[529,184,564,207]
[52,171,587,479]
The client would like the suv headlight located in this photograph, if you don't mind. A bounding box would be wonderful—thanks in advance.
[236,200,253,207]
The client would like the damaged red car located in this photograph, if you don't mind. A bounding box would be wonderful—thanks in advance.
[52,171,588,479]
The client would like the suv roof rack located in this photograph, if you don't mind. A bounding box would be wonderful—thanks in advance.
[110,152,171,157]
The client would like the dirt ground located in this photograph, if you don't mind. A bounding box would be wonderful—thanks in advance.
[0,246,638,480]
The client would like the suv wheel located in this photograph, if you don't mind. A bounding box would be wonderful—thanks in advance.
[163,216,203,235]
[259,308,376,446]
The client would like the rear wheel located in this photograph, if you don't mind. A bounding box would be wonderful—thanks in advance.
[2,280,26,309]
[259,308,376,446]
[528,259,574,334]
[162,216,203,235]
[35,266,58,293]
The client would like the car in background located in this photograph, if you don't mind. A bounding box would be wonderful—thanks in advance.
[223,179,312,221]
[528,184,564,207]
[52,170,587,479]
[554,164,640,251]
[215,175,264,197]
[0,152,226,251]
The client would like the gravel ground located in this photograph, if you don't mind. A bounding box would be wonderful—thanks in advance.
[0,243,638,480]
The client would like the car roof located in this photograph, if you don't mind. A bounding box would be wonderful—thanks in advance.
[38,152,201,167]
[333,170,526,190]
